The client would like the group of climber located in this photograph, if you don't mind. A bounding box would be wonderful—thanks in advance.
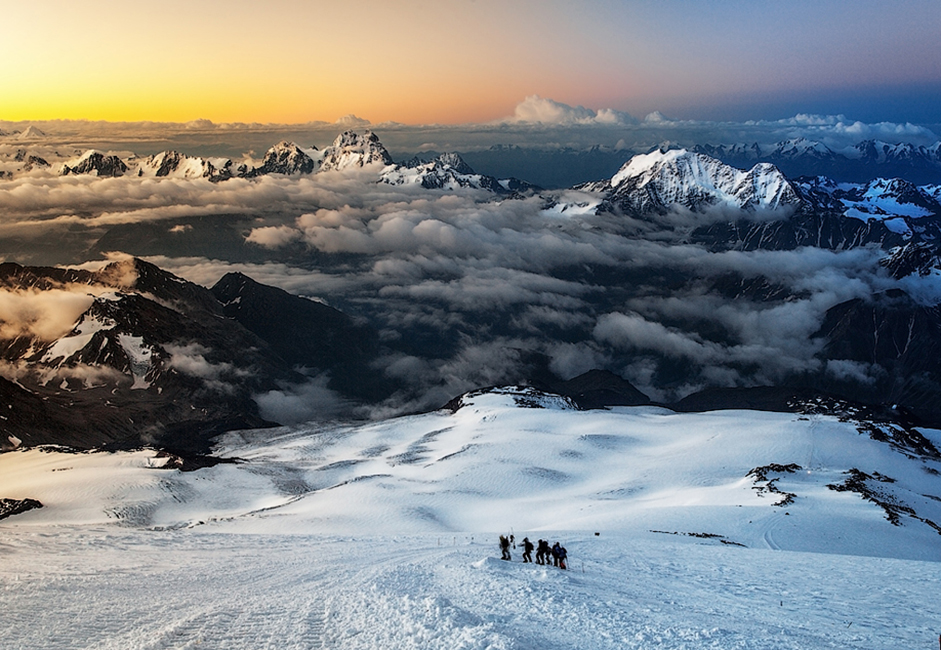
[498,534,568,569]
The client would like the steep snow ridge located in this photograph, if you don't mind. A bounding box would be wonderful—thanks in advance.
[609,149,799,212]
[319,130,394,172]
[16,125,46,139]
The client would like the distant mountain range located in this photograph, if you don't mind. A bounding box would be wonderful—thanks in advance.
[3,131,941,456]
[694,137,941,185]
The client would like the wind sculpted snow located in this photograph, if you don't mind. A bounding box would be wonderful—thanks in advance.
[2,393,941,649]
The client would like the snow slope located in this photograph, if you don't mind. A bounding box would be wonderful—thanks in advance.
[2,527,938,650]
[2,388,941,648]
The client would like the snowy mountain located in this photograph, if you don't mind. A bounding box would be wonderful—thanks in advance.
[12,148,50,173]
[319,130,394,171]
[5,124,941,648]
[674,171,941,258]
[0,259,288,451]
[15,125,46,139]
[584,148,800,214]
[794,176,941,234]
[3,385,940,552]
[768,137,839,161]
[60,150,128,177]
[380,152,538,195]
[138,150,233,181]
[693,138,838,164]
[8,132,941,457]
[696,137,941,184]
[853,139,941,166]
[0,258,389,452]
[248,140,319,176]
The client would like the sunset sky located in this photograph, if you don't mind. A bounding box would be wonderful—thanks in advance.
[3,0,941,125]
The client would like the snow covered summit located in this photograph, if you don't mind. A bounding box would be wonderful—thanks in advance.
[138,150,233,181]
[61,150,128,177]
[319,130,394,171]
[601,148,800,214]
[15,125,46,139]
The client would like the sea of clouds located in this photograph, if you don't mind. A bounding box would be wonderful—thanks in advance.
[2,98,939,421]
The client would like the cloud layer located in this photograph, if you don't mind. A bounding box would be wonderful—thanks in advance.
[2,128,937,421]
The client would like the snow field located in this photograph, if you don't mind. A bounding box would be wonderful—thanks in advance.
[1,528,939,650]
[3,396,941,557]
[3,394,941,648]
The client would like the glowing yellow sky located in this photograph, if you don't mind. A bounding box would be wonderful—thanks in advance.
[4,0,941,124]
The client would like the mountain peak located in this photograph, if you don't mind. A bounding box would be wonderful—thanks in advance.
[17,125,46,139]
[320,130,393,172]
[607,149,800,213]
[255,141,318,176]
[139,150,231,181]
[61,151,128,177]
[445,386,580,413]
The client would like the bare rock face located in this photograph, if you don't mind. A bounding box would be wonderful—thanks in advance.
[61,151,128,177]
[23,155,49,172]
[251,141,318,176]
[0,498,42,521]
[880,242,941,279]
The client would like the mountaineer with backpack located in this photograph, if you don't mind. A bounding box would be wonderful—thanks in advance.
[522,537,534,563]
[535,539,548,565]
[499,534,511,561]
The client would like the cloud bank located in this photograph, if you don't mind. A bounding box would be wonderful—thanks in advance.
[5,97,937,165]
[510,96,638,126]
[2,124,936,421]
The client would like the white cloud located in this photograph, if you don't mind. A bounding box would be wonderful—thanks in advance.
[826,359,881,385]
[246,225,303,248]
[255,374,351,424]
[0,289,94,341]
[510,95,637,126]
[165,342,247,393]
[335,114,371,127]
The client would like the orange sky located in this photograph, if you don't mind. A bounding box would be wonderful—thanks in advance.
[3,0,941,124]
